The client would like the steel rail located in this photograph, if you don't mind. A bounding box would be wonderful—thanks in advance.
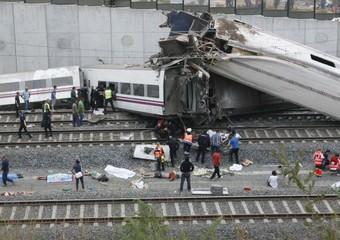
[0,212,338,225]
[0,194,337,206]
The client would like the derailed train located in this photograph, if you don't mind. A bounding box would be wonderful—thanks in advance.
[1,11,340,120]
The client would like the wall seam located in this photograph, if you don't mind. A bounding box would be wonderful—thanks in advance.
[44,4,49,68]
[11,3,18,72]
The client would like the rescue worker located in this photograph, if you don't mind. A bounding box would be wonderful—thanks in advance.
[42,99,52,138]
[182,128,193,153]
[72,99,80,127]
[179,153,194,193]
[210,149,222,179]
[1,156,14,186]
[229,130,240,164]
[15,92,20,118]
[18,111,32,139]
[328,153,340,174]
[167,136,179,167]
[322,149,331,170]
[21,88,31,112]
[51,85,57,111]
[71,86,77,103]
[196,131,210,164]
[104,86,114,114]
[154,143,165,172]
[210,130,222,153]
[313,148,324,169]
[78,98,85,126]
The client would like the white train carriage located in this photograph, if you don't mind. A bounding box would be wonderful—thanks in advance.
[0,66,81,106]
[82,65,165,116]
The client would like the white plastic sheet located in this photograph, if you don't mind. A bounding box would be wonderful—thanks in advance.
[104,165,136,179]
[47,173,73,183]
[229,164,243,171]
[331,181,340,190]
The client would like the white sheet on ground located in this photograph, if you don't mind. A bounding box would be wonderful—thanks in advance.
[133,144,170,161]
[47,173,73,183]
[229,164,243,171]
[93,109,104,115]
[104,165,136,179]
[331,181,340,190]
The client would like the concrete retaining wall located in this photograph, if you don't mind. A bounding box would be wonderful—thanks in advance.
[0,2,339,74]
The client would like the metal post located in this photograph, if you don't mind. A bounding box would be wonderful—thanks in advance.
[287,0,290,17]
[208,0,210,12]
[313,0,316,19]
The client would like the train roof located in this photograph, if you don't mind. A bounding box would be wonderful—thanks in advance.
[82,64,153,71]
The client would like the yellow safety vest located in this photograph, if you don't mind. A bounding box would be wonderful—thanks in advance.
[105,89,112,99]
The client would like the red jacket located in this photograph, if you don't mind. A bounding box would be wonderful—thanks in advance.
[212,152,221,167]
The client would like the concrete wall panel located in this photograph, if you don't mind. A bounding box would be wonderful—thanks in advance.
[79,6,111,66]
[273,17,306,44]
[46,5,80,67]
[238,15,274,32]
[13,3,48,71]
[0,3,16,73]
[304,19,338,56]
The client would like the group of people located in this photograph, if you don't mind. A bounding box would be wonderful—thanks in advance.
[89,85,116,114]
[153,126,243,193]
[313,148,340,176]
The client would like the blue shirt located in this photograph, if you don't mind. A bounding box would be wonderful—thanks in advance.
[230,136,239,149]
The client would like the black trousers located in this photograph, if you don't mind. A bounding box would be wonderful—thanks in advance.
[156,157,165,171]
[229,148,239,164]
[19,124,31,138]
[210,166,221,179]
[180,172,191,191]
[76,176,85,191]
[2,171,14,185]
[104,98,114,112]
[169,149,177,167]
[196,146,207,163]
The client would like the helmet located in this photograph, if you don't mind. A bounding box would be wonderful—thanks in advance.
[186,128,192,133]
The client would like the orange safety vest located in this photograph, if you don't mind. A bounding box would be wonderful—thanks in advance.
[154,147,164,158]
[183,133,193,144]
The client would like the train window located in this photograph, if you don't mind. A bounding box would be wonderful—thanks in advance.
[120,83,131,95]
[0,82,19,93]
[25,79,46,89]
[133,84,144,96]
[311,54,335,68]
[147,85,159,98]
[52,76,73,87]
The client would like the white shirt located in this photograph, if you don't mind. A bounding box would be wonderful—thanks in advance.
[268,175,278,188]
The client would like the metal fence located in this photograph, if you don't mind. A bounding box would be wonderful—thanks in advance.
[1,0,339,19]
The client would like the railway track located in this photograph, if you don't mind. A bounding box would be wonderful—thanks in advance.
[1,125,340,147]
[0,195,338,226]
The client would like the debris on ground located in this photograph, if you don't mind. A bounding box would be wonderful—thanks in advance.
[47,173,73,183]
[92,109,104,116]
[1,191,34,196]
[229,164,243,171]
[243,186,252,192]
[130,178,147,189]
[37,176,47,180]
[193,167,232,177]
[133,144,171,162]
[192,186,229,195]
[104,165,136,179]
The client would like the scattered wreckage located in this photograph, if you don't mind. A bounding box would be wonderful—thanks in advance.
[150,11,340,120]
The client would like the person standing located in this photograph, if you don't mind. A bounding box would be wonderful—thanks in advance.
[71,86,77,104]
[42,99,52,138]
[196,131,210,163]
[90,86,95,111]
[51,85,57,111]
[72,159,85,191]
[267,170,278,188]
[15,92,20,118]
[1,156,14,186]
[154,143,165,172]
[21,88,31,112]
[182,128,193,153]
[179,154,195,193]
[210,149,222,179]
[104,86,114,114]
[167,136,179,167]
[18,111,32,139]
[78,98,85,126]
[229,130,240,164]
[211,130,222,153]
[72,100,79,127]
